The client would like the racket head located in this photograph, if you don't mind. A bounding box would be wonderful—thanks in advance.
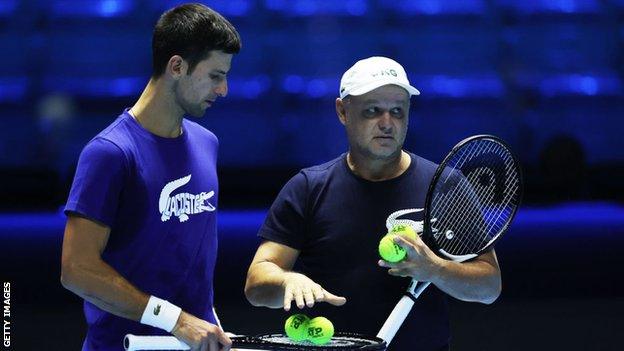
[231,332,386,350]
[422,135,523,260]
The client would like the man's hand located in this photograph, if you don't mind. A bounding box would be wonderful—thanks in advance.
[172,311,232,351]
[282,272,346,311]
[378,233,443,281]
[378,234,502,304]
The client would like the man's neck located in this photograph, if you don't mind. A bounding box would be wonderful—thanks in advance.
[130,78,184,138]
[347,150,411,181]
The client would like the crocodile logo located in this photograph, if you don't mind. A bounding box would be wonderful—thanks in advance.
[159,174,215,223]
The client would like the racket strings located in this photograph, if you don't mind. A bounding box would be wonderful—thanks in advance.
[430,139,520,256]
[238,333,386,350]
[451,142,519,254]
[443,144,515,254]
[431,141,501,253]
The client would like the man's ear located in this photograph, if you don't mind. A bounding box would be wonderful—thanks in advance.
[167,55,187,79]
[336,98,347,126]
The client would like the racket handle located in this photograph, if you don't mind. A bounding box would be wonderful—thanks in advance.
[376,295,415,346]
[124,335,190,351]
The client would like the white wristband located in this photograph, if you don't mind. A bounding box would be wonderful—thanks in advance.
[140,296,182,333]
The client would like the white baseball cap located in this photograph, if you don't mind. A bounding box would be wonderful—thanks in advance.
[339,56,420,99]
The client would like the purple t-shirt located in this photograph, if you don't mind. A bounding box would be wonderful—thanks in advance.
[258,153,450,351]
[65,110,220,351]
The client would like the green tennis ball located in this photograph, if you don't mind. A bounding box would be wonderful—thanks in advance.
[306,317,334,345]
[285,314,310,341]
[390,224,417,241]
[378,234,406,263]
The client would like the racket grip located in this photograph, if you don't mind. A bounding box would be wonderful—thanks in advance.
[124,334,190,351]
[376,295,415,346]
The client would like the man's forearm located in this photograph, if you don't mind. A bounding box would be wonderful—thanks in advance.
[430,258,501,304]
[61,258,149,321]
[244,261,288,308]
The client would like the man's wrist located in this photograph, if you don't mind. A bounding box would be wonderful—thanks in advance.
[428,256,448,283]
[140,296,182,332]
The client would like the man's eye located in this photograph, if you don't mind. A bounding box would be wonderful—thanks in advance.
[210,74,223,82]
[390,108,404,117]
[364,107,377,117]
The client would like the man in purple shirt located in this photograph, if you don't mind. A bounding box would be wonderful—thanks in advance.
[61,4,240,351]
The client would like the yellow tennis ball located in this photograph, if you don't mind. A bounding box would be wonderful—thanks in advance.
[285,314,310,342]
[390,224,417,240]
[378,234,406,263]
[306,317,334,345]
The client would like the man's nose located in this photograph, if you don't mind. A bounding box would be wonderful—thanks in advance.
[378,111,393,131]
[215,78,228,97]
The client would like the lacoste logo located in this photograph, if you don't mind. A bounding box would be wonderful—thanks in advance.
[159,174,216,222]
[153,304,161,316]
[386,208,424,233]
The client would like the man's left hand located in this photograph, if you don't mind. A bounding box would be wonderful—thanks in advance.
[378,234,444,282]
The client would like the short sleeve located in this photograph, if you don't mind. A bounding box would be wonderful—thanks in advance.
[64,138,127,227]
[258,172,308,250]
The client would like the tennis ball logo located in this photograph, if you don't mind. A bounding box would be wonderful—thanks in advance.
[379,224,417,262]
[390,224,417,240]
[378,235,406,262]
[306,317,334,345]
[284,314,310,342]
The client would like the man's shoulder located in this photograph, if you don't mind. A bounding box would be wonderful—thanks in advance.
[90,113,135,151]
[183,118,218,145]
[299,154,346,179]
[409,152,438,173]
[278,154,345,194]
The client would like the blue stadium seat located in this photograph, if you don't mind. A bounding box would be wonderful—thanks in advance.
[503,21,622,98]
[494,0,602,17]
[199,109,282,167]
[0,0,18,18]
[534,73,623,97]
[44,0,137,19]
[384,23,500,75]
[609,0,624,11]
[264,0,369,17]
[378,0,488,17]
[503,22,618,73]
[271,24,383,98]
[523,99,624,164]
[147,0,255,18]
[0,115,38,167]
[380,21,504,101]
[406,101,520,162]
[223,27,273,100]
[41,28,151,98]
[412,73,506,100]
[0,32,31,104]
[274,103,348,166]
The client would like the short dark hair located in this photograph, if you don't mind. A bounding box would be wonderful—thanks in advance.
[152,3,241,79]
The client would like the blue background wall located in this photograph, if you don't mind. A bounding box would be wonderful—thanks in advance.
[1,0,624,350]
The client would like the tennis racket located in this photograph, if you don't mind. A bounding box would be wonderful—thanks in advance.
[377,134,523,346]
[124,332,386,350]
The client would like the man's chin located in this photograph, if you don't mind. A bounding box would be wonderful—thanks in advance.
[185,108,207,118]
[364,147,401,160]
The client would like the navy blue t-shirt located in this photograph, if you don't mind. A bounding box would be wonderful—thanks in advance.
[65,111,220,350]
[258,152,450,350]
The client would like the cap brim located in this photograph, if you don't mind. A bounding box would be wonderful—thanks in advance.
[342,80,420,99]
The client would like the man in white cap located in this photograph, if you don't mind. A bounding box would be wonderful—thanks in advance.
[244,57,501,350]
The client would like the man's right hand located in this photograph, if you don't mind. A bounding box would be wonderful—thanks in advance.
[172,311,232,351]
[282,272,346,311]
